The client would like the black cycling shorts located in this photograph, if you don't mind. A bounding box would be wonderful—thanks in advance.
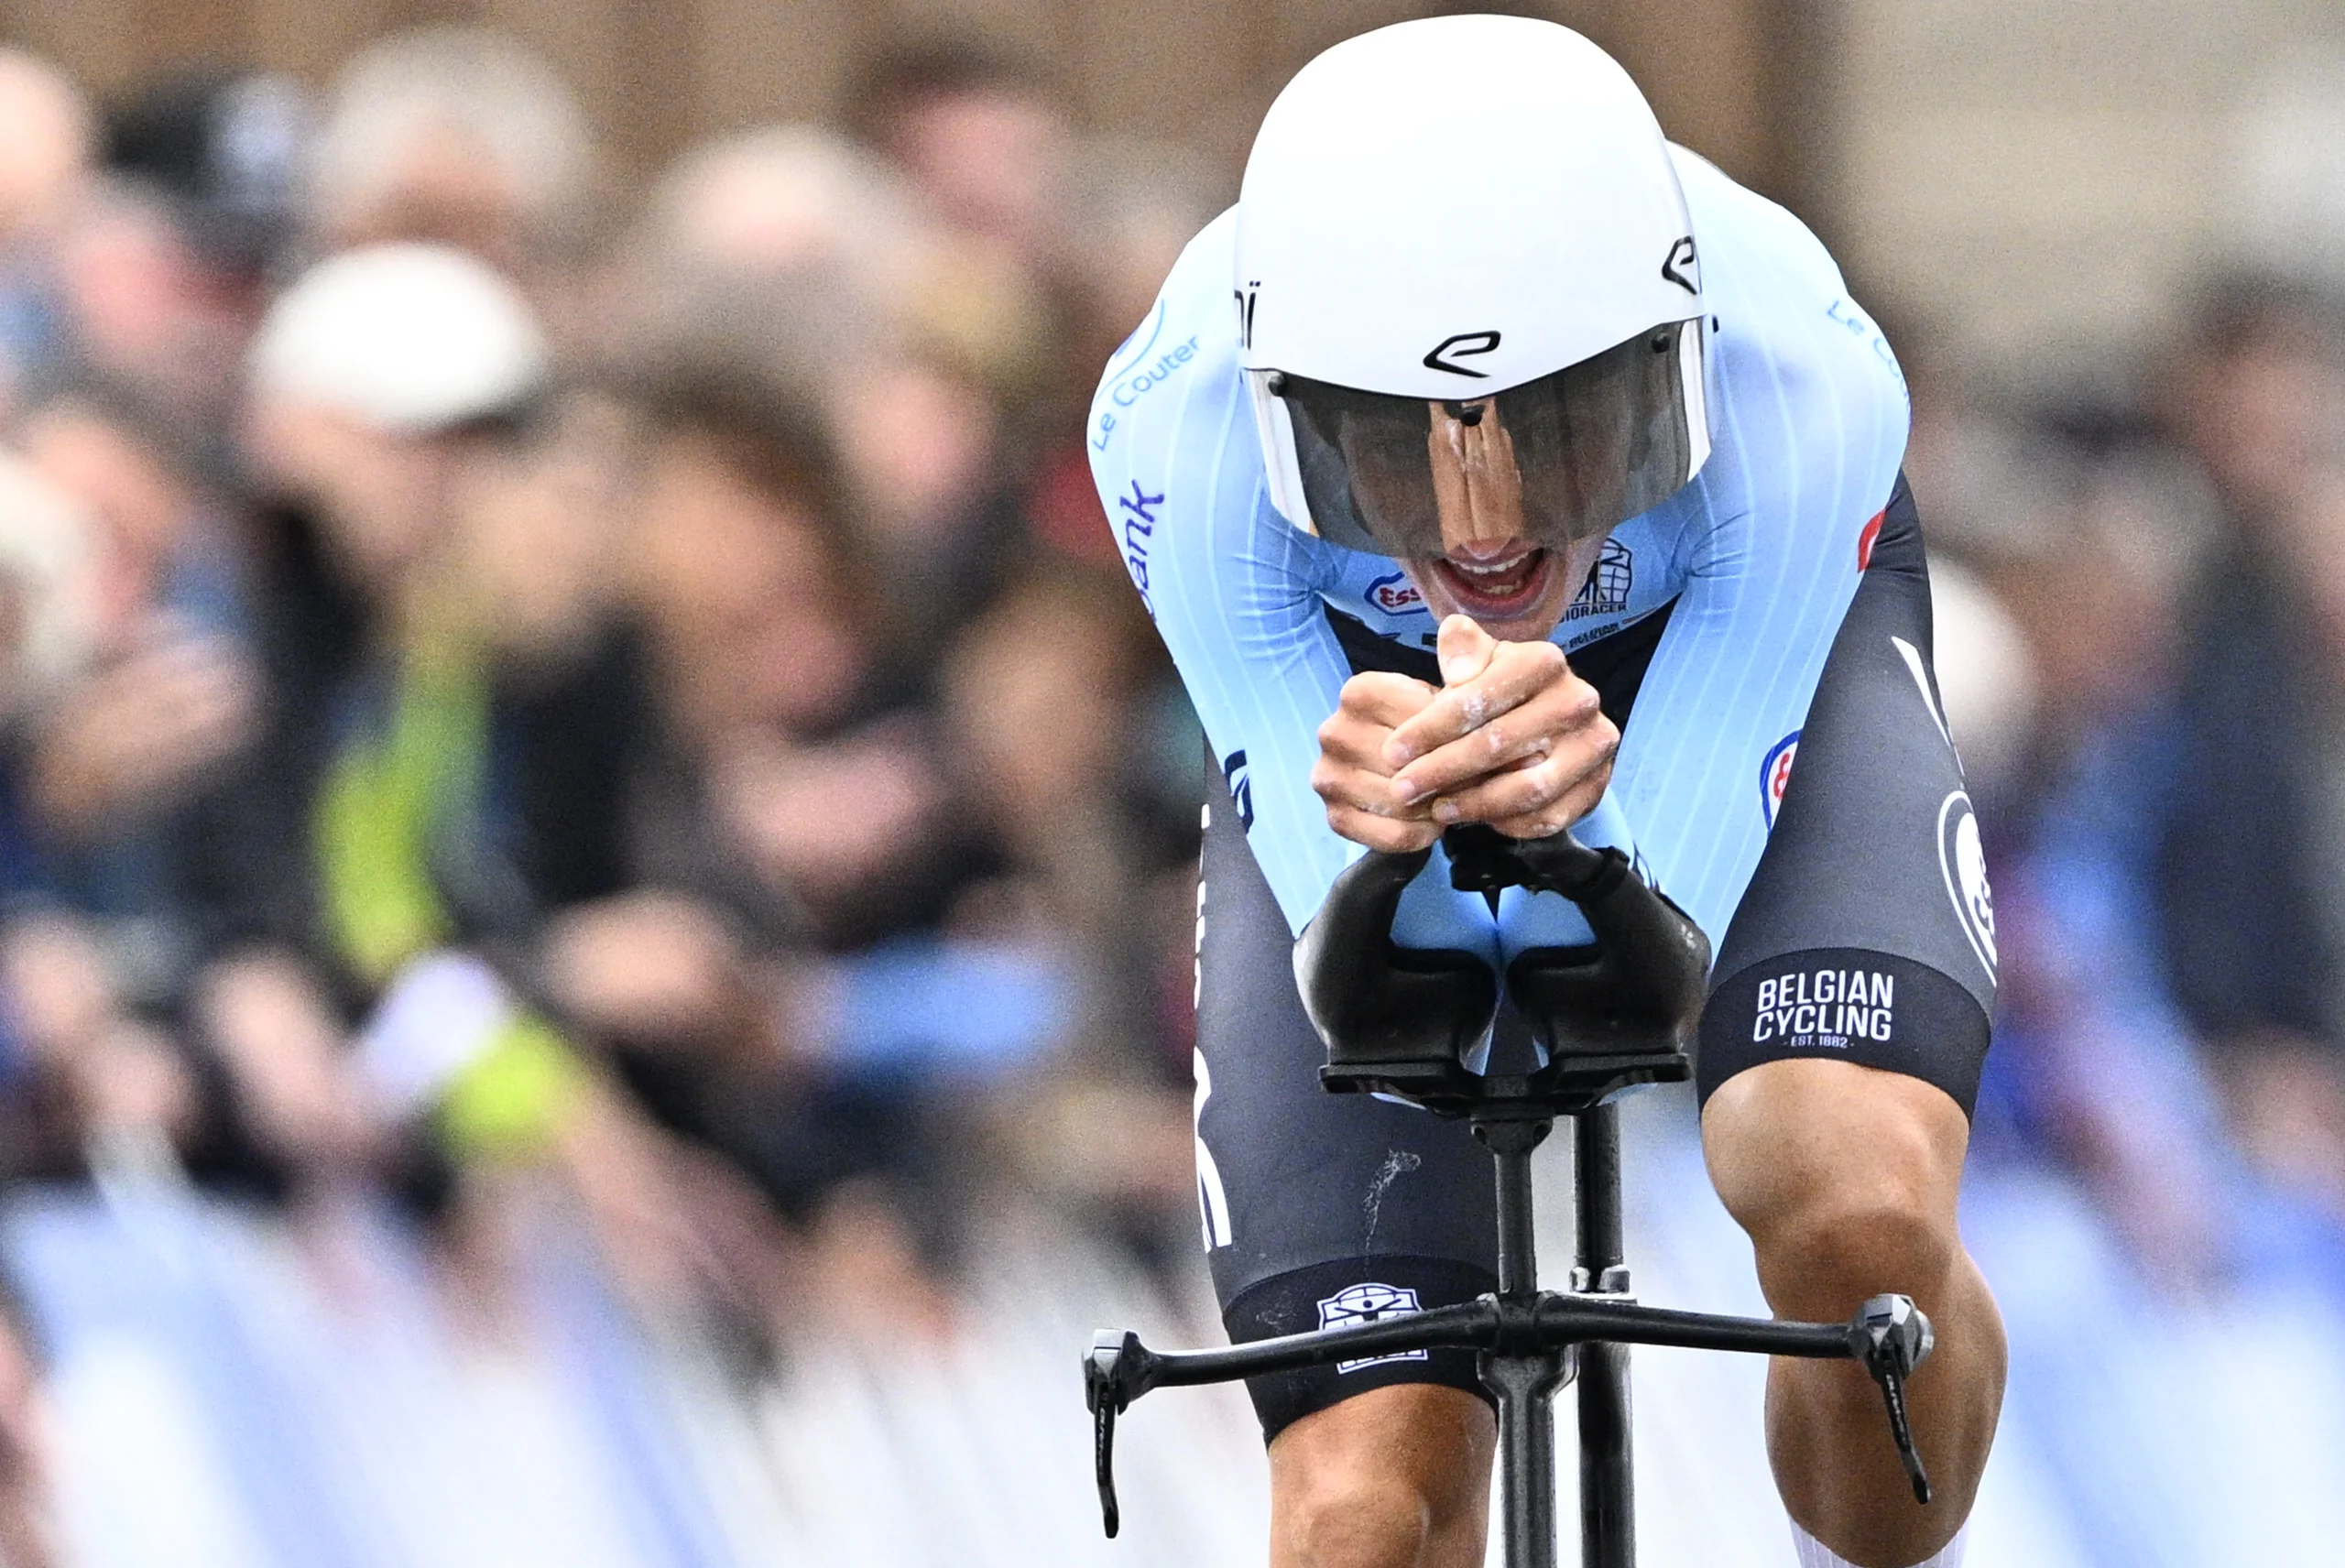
[1193,476,1992,1443]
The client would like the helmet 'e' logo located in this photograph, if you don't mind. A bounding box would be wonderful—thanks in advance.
[1423,331,1500,377]
[1662,236,1699,295]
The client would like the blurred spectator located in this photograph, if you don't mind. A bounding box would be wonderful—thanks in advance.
[845,42,1069,284]
[0,427,315,1214]
[545,357,1003,1256]
[0,440,258,1171]
[304,27,594,281]
[0,51,94,412]
[1955,447,2233,1286]
[2147,284,2345,1217]
[235,241,637,977]
[937,568,1199,1240]
[616,355,978,953]
[939,566,1188,961]
[16,382,256,856]
[0,1288,51,1568]
[218,242,816,1360]
[0,453,97,748]
[47,180,257,437]
[104,69,308,289]
[843,43,1067,444]
[627,133,1031,667]
[641,125,929,303]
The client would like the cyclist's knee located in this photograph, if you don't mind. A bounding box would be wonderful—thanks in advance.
[1279,1469,1434,1568]
[1268,1384,1493,1568]
[1702,1059,1968,1310]
[1756,1172,1959,1318]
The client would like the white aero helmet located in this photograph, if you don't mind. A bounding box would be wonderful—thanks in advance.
[1237,16,1710,560]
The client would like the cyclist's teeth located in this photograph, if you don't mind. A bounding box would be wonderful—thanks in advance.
[1446,550,1543,599]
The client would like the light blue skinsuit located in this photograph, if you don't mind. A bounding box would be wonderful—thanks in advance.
[1087,149,1912,966]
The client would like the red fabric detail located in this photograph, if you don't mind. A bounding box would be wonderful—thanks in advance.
[1857,509,1885,572]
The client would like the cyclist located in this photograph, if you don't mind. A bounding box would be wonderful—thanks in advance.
[1088,16,2001,1568]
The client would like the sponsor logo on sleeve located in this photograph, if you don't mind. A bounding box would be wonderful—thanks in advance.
[1317,1281,1429,1372]
[1223,749,1254,832]
[1117,480,1164,613]
[1564,539,1633,622]
[1092,299,1204,452]
[1936,790,1996,978]
[1751,966,1897,1049]
[1365,570,1427,616]
[1761,730,1800,829]
[1826,296,1904,385]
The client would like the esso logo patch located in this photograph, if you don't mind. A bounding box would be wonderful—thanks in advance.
[1857,509,1885,572]
[1936,790,1996,977]
[1761,732,1800,828]
[1367,571,1426,616]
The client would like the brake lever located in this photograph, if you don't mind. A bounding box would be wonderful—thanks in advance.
[1849,1293,1936,1505]
[1084,1330,1155,1537]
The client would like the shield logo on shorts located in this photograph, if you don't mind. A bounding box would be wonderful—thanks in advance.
[1319,1281,1429,1373]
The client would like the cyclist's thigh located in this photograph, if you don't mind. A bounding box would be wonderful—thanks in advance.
[1698,481,1994,1115]
[1195,750,1496,1443]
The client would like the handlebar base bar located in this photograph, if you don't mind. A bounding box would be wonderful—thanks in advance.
[1085,1276,1932,1540]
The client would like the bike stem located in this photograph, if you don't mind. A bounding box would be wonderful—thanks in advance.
[1573,1103,1634,1568]
[1475,1101,1637,1568]
[1478,1114,1566,1568]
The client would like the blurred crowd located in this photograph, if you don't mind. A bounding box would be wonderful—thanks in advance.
[0,30,1227,1552]
[1908,275,2345,1293]
[0,18,2335,1566]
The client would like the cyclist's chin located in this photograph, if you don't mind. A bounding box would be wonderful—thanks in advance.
[1410,550,1574,641]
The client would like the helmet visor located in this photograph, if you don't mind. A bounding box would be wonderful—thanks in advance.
[1272,320,1702,558]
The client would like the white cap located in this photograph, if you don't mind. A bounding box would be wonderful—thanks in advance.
[250,243,549,432]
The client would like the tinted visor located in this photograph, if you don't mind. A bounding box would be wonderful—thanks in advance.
[1277,320,1700,559]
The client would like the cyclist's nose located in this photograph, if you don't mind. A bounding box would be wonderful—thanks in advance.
[1427,398,1531,556]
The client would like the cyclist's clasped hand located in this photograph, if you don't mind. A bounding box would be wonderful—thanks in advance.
[1314,615,1617,851]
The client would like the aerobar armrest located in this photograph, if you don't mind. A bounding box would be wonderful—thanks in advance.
[1292,845,1500,1095]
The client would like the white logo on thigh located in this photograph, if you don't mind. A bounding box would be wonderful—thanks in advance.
[1936,790,1996,978]
[1318,1282,1429,1373]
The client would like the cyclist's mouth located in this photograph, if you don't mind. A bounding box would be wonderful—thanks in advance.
[1432,546,1551,615]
